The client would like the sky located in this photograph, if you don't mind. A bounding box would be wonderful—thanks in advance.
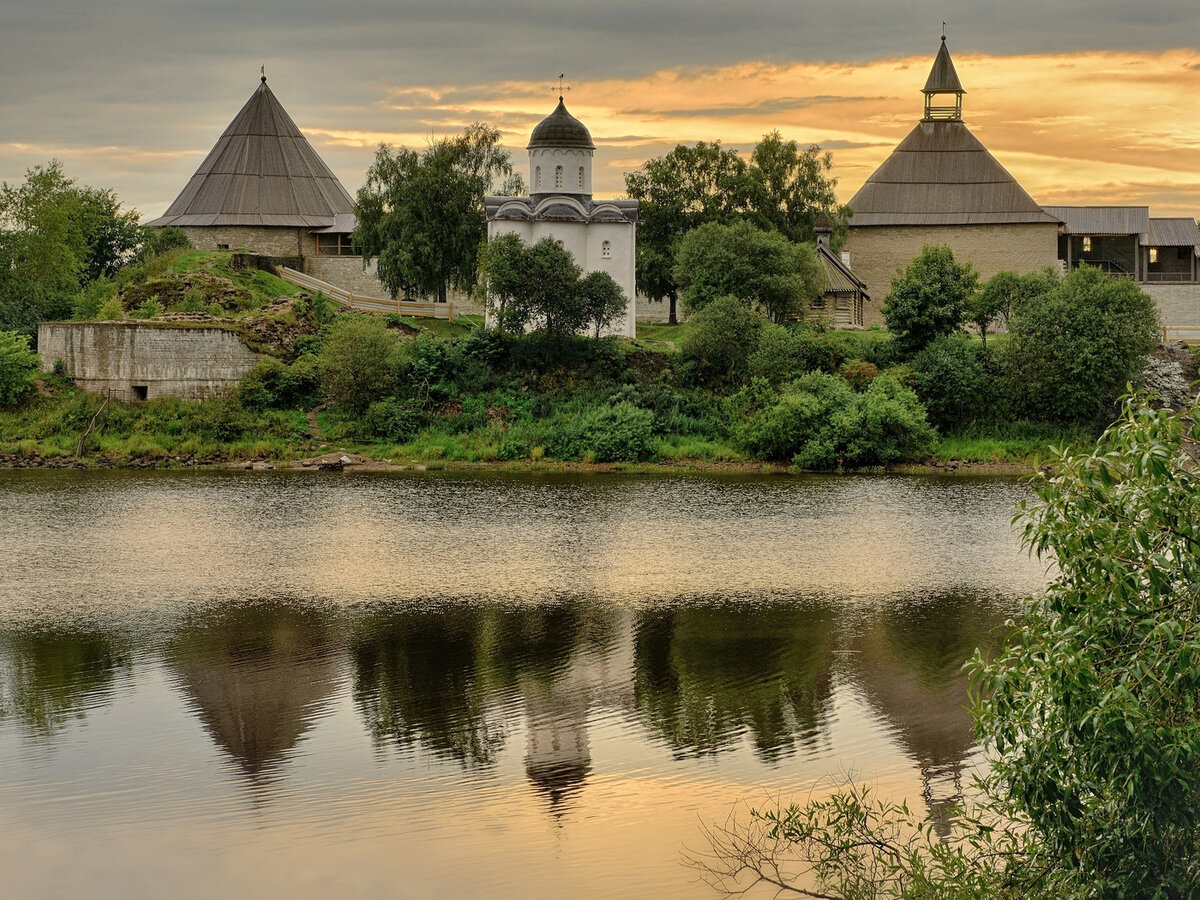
[2,1,1198,220]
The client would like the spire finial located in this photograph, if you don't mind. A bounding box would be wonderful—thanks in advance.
[941,22,946,41]
[260,65,266,84]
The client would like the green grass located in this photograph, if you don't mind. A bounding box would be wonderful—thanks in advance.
[387,314,484,340]
[933,422,1092,463]
[636,321,693,347]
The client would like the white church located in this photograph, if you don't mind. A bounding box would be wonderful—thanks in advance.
[484,95,639,337]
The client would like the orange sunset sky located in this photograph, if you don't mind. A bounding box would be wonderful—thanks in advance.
[1,3,1197,221]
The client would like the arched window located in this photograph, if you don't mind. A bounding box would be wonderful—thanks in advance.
[601,240,612,259]
[554,165,563,189]
[578,167,585,189]
[535,166,542,189]
[555,239,565,249]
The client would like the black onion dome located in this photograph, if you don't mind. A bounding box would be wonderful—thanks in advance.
[527,99,595,150]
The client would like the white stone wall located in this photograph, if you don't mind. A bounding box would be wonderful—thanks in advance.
[487,214,637,337]
[529,147,593,196]
[38,322,260,402]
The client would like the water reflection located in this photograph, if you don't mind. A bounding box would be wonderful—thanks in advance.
[0,470,1047,900]
[164,602,339,782]
[0,627,131,737]
[633,601,836,760]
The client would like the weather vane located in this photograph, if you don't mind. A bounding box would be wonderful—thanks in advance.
[553,73,571,101]
[260,65,266,83]
[942,22,947,40]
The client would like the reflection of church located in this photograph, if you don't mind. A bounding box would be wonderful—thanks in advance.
[523,680,592,814]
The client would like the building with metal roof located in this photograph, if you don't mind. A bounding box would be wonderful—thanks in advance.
[844,37,1061,325]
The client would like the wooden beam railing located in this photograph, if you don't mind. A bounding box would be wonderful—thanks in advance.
[275,267,456,321]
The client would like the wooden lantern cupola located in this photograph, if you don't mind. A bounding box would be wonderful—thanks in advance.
[922,35,966,121]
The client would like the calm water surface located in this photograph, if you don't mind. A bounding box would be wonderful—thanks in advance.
[0,469,1048,899]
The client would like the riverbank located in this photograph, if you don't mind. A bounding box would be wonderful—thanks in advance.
[0,445,1039,476]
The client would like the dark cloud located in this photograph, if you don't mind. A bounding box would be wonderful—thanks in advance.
[1,0,1197,214]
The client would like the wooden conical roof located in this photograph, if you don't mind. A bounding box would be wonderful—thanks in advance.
[848,120,1057,226]
[147,78,354,228]
[922,38,965,95]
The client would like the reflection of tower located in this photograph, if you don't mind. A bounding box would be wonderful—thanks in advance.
[523,680,591,816]
[166,603,339,784]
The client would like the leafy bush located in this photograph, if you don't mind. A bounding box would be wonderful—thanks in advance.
[681,295,764,387]
[881,244,978,356]
[72,278,118,320]
[739,372,934,468]
[363,397,423,441]
[0,330,41,408]
[132,298,164,319]
[546,401,656,462]
[317,316,403,414]
[1004,266,1159,426]
[909,333,995,430]
[748,323,839,384]
[237,357,286,409]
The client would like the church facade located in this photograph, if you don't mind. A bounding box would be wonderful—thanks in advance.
[484,97,639,337]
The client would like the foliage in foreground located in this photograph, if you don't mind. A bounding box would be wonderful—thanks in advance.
[0,330,41,408]
[695,394,1200,898]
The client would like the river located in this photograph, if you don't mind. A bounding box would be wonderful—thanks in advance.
[0,469,1048,899]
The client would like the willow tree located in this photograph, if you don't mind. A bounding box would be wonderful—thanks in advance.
[354,124,516,304]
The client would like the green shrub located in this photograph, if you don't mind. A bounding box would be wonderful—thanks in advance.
[363,397,423,441]
[1004,266,1159,427]
[909,333,996,430]
[839,359,879,392]
[318,316,403,414]
[749,323,839,385]
[97,295,125,320]
[0,331,41,408]
[740,372,935,468]
[238,357,286,409]
[132,298,164,319]
[681,295,764,387]
[72,279,118,320]
[546,401,656,462]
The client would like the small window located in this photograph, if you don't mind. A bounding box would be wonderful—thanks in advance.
[1149,248,1159,264]
[1082,236,1092,253]
[555,165,563,189]
[535,166,541,188]
[836,295,849,310]
[132,385,148,401]
[217,243,229,251]
[601,240,612,259]
[555,239,565,249]
[578,167,585,189]
[811,297,825,309]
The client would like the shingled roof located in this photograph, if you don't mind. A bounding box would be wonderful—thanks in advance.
[146,77,354,228]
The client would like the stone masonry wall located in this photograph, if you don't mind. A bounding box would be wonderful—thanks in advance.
[182,226,314,258]
[1143,283,1200,329]
[38,322,260,402]
[846,223,1061,326]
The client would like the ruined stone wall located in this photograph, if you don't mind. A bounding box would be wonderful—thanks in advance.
[846,223,1060,326]
[38,322,260,402]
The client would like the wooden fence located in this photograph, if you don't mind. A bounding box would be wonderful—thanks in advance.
[275,267,456,320]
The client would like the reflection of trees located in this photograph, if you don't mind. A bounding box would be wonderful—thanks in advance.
[848,592,1012,834]
[165,602,339,781]
[350,602,608,770]
[632,602,837,760]
[0,628,131,738]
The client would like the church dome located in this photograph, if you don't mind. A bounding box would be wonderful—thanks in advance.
[527,99,595,150]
